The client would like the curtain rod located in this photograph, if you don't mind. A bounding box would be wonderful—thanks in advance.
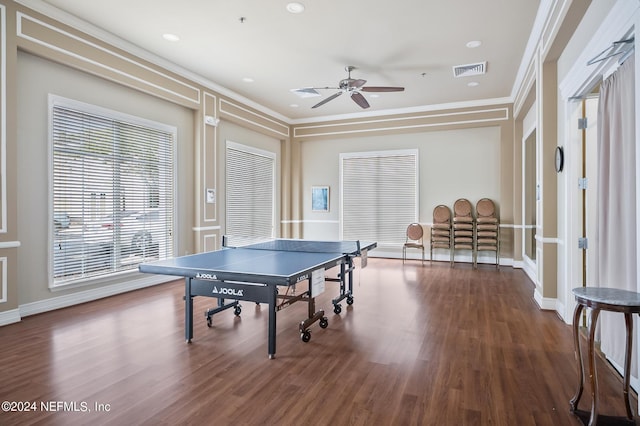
[587,37,634,66]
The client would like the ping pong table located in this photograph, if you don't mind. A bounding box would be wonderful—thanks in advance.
[138,238,376,359]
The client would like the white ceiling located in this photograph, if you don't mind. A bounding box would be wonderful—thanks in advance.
[37,0,541,122]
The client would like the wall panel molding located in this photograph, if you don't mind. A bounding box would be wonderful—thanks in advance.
[202,92,217,223]
[513,58,536,118]
[203,233,217,253]
[220,98,289,138]
[293,107,510,139]
[16,12,201,107]
[0,256,6,303]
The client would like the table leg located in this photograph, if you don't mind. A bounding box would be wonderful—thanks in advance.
[185,278,193,343]
[587,307,601,426]
[347,257,354,298]
[570,303,585,411]
[623,313,634,420]
[268,286,277,359]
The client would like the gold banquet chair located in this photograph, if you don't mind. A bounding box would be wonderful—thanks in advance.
[452,198,475,266]
[403,223,425,264]
[475,198,500,268]
[430,205,452,265]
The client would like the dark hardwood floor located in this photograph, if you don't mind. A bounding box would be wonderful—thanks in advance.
[0,258,636,425]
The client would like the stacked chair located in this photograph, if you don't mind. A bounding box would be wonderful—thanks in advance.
[430,205,452,264]
[452,198,475,266]
[475,198,500,268]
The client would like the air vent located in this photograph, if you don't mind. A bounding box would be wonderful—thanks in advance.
[290,87,321,98]
[452,62,487,78]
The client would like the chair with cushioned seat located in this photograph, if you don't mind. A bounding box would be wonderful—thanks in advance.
[403,223,425,264]
[430,205,452,265]
[475,198,499,268]
[452,198,475,266]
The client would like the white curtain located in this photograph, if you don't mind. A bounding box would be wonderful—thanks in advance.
[596,54,637,376]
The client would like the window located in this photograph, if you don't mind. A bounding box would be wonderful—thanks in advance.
[225,141,275,246]
[341,150,418,246]
[50,96,175,287]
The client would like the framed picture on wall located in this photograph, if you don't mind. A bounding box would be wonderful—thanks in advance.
[311,186,330,212]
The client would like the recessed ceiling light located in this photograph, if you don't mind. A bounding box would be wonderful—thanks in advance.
[162,33,180,42]
[290,104,299,108]
[467,81,479,87]
[286,2,305,13]
[466,40,482,48]
[242,77,254,83]
[369,94,380,98]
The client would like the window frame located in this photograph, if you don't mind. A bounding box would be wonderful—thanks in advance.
[48,95,178,289]
[340,149,419,247]
[225,140,276,246]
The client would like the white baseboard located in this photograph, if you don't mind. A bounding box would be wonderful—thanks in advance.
[555,299,568,323]
[0,308,21,326]
[18,275,173,318]
[522,261,537,282]
[372,250,512,267]
[533,288,557,310]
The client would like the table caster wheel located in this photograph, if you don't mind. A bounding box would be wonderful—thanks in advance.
[301,331,311,342]
[333,304,342,314]
[319,317,329,328]
[234,305,242,316]
[206,317,212,328]
[346,296,354,305]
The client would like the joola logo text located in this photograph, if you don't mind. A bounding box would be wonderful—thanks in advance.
[212,286,244,297]
[196,273,218,280]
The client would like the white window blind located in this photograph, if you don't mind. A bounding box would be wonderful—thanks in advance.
[226,141,275,245]
[51,98,175,286]
[341,150,418,246]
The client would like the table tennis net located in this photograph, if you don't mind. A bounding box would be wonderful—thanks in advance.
[223,236,361,255]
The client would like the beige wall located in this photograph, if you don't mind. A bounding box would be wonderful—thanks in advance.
[298,127,502,256]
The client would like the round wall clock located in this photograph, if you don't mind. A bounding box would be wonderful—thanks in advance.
[555,146,564,172]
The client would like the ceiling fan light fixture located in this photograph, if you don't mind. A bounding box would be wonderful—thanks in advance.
[286,2,305,14]
[301,66,404,109]
[290,88,321,98]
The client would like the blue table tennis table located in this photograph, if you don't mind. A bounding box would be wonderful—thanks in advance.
[138,238,376,358]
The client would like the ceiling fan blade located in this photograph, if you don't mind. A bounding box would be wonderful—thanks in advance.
[350,92,370,109]
[312,91,342,108]
[348,79,367,89]
[361,86,405,92]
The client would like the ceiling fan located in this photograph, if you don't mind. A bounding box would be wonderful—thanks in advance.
[294,66,405,109]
